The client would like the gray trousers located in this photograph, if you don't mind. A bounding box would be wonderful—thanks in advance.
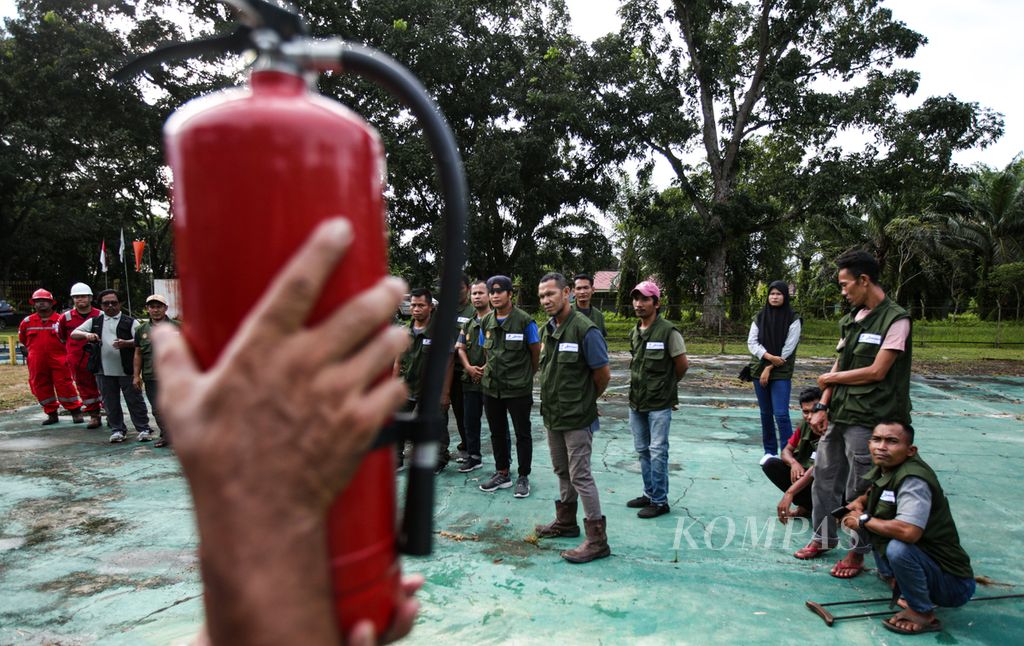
[98,374,151,434]
[811,422,872,552]
[143,379,166,440]
[546,426,602,520]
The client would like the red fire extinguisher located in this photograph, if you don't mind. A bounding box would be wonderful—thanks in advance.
[116,0,467,636]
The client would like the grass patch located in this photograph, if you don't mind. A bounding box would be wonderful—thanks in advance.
[0,365,34,412]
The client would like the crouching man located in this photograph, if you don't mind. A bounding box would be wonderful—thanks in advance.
[841,421,974,635]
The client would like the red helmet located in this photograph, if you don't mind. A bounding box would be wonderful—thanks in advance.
[31,288,55,302]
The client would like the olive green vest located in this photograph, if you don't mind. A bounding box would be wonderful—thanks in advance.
[460,313,487,393]
[453,302,476,374]
[572,303,607,337]
[480,307,535,398]
[135,318,181,380]
[829,298,913,427]
[399,319,434,400]
[866,455,973,579]
[628,316,681,412]
[791,420,819,469]
[539,310,600,431]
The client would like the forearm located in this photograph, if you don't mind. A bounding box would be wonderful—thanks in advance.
[133,349,143,380]
[593,366,611,398]
[192,492,339,646]
[863,517,922,544]
[787,468,813,494]
[457,347,472,372]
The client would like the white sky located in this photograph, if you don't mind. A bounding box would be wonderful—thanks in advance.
[3,0,1020,179]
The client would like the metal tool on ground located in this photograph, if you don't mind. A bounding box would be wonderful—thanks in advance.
[806,593,1024,626]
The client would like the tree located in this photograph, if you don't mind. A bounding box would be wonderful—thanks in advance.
[586,0,1002,329]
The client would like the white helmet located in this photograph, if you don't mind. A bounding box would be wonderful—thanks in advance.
[69,282,93,297]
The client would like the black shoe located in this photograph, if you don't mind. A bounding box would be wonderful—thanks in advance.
[457,457,483,473]
[154,438,170,448]
[41,412,59,426]
[479,471,512,492]
[434,458,449,475]
[637,503,670,519]
[626,495,651,509]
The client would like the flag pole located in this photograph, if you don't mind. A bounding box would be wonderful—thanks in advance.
[122,257,132,315]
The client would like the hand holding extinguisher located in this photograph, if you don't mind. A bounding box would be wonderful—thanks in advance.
[116,0,467,639]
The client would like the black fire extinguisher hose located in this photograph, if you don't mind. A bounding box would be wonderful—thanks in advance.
[339,43,468,557]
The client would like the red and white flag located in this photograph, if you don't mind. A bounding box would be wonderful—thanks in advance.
[100,240,108,273]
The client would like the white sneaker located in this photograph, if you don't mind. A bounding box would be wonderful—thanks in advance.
[759,453,777,466]
[138,431,152,442]
[109,431,126,443]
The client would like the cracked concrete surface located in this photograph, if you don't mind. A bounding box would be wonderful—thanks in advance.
[1,354,1022,644]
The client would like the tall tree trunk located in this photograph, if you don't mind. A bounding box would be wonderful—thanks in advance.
[701,243,727,329]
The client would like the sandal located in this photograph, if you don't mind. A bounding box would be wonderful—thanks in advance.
[882,614,942,635]
[794,541,831,560]
[830,558,865,578]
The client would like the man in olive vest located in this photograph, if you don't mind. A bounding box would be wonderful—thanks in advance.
[626,281,688,519]
[840,421,974,635]
[71,289,153,443]
[571,273,607,337]
[455,279,491,473]
[133,294,180,448]
[764,386,823,523]
[534,272,612,564]
[394,287,452,472]
[797,251,913,580]
[478,275,540,497]
[450,274,476,463]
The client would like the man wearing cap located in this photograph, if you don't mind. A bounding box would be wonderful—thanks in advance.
[455,279,492,473]
[534,272,612,563]
[478,275,540,498]
[134,295,180,448]
[71,289,154,443]
[57,282,104,428]
[626,281,688,519]
[18,289,85,425]
[572,273,607,337]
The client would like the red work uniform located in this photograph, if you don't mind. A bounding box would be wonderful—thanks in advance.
[57,307,103,414]
[18,312,83,414]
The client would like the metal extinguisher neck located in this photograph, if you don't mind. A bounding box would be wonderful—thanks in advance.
[249,68,308,95]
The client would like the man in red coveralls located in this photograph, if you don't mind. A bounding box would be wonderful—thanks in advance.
[18,289,85,425]
[57,282,104,428]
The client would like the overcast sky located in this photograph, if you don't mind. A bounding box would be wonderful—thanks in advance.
[3,0,1020,174]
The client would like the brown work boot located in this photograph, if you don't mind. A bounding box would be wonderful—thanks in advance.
[561,516,611,564]
[87,415,102,429]
[535,500,580,538]
[71,409,85,424]
[41,412,59,426]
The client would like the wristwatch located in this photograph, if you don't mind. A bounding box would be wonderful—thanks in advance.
[811,402,828,413]
[858,513,871,529]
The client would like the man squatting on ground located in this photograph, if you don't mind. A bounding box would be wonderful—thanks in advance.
[394,287,453,473]
[19,289,84,425]
[134,294,180,448]
[455,279,492,473]
[625,281,688,519]
[534,272,613,564]
[762,386,823,523]
[71,289,155,443]
[841,421,974,635]
[798,250,913,581]
[477,275,540,498]
[571,273,607,337]
[57,282,103,428]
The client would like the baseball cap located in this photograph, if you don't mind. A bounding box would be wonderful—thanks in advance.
[486,275,513,293]
[146,294,168,306]
[631,281,660,299]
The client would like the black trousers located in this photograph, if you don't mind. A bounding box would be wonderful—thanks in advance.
[399,399,450,464]
[762,457,813,510]
[143,379,167,441]
[450,375,467,452]
[462,389,485,459]
[483,394,532,476]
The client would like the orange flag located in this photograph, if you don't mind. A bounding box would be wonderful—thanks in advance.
[133,240,146,271]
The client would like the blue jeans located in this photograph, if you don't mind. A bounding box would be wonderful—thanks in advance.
[629,408,672,505]
[752,379,793,455]
[874,540,975,613]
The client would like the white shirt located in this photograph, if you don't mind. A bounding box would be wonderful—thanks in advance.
[747,319,802,360]
[74,313,140,376]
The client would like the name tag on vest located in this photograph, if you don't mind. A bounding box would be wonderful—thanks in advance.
[506,333,524,341]
[457,316,470,324]
[422,338,432,346]
[810,451,817,461]
[646,341,665,350]
[858,333,883,345]
[880,490,896,503]
[559,342,579,352]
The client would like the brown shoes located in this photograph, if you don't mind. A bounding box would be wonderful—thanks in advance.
[71,409,85,424]
[561,516,611,564]
[86,415,102,429]
[41,412,59,425]
[535,500,581,538]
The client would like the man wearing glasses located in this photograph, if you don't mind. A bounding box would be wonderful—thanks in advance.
[71,289,153,443]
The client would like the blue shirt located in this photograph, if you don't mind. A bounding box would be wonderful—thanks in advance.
[544,320,608,370]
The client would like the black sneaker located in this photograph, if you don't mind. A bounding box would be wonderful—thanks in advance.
[626,495,651,508]
[457,457,483,473]
[434,456,449,475]
[637,503,670,519]
[479,471,512,492]
[454,449,469,463]
[513,476,530,498]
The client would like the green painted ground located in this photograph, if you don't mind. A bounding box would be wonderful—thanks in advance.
[1,355,1022,645]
